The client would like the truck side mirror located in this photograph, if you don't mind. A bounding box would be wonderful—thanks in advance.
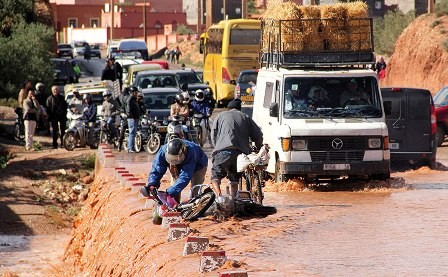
[269,103,279,117]
[230,80,236,85]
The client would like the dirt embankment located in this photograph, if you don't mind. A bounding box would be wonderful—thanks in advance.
[381,14,448,94]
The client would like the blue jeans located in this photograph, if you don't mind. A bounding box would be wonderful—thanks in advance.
[127,118,138,151]
[107,116,117,139]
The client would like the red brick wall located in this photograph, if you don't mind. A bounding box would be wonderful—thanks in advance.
[53,4,103,29]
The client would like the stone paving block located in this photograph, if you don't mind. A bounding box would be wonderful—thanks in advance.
[115,169,128,180]
[183,236,209,256]
[167,223,190,242]
[125,177,140,187]
[219,270,248,277]
[199,250,227,272]
[162,212,182,228]
[119,173,134,185]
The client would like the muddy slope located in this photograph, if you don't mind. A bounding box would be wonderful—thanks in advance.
[381,14,448,94]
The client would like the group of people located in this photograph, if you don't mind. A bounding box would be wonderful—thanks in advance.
[17,81,72,151]
[164,46,182,64]
[141,96,263,210]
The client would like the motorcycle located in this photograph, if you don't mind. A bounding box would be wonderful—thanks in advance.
[144,116,163,155]
[99,115,120,146]
[63,113,100,151]
[191,113,212,147]
[13,107,25,141]
[165,115,199,144]
[143,184,216,224]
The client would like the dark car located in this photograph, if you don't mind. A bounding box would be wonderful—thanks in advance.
[90,44,101,59]
[133,70,179,90]
[142,87,181,119]
[381,87,437,168]
[172,69,212,97]
[232,69,258,103]
[51,58,78,85]
[433,85,448,146]
[57,43,74,59]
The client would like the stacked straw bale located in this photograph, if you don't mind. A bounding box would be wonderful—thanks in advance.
[261,1,370,52]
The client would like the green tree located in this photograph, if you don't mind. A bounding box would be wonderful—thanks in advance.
[0,0,55,101]
[373,10,415,56]
[176,24,195,35]
[248,0,256,14]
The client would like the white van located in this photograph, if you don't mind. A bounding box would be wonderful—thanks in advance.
[117,39,149,60]
[253,17,390,183]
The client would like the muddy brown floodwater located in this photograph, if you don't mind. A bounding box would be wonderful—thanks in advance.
[2,145,448,276]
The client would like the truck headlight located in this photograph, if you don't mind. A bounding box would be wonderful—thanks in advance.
[368,138,381,149]
[292,139,307,150]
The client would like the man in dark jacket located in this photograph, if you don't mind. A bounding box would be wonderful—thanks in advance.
[211,98,263,197]
[126,87,141,153]
[46,85,68,148]
[101,60,116,81]
[109,57,123,91]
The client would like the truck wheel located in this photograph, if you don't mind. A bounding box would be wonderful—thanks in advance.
[436,126,445,147]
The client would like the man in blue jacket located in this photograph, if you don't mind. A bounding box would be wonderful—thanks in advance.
[141,138,208,207]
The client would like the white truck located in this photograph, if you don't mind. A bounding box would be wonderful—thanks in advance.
[253,18,390,183]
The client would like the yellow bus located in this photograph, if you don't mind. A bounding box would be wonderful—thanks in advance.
[200,19,261,107]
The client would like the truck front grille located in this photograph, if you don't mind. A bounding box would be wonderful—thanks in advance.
[310,151,364,162]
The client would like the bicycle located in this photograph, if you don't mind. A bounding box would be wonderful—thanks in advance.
[237,145,270,205]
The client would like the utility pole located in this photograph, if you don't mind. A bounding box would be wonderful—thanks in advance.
[143,0,147,44]
[110,0,114,40]
[223,0,226,20]
[428,0,435,13]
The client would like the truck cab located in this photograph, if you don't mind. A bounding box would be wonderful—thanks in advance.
[253,17,390,183]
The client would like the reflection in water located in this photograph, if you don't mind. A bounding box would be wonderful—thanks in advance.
[248,190,448,276]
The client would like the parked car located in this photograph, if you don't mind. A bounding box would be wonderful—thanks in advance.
[142,60,169,69]
[71,40,87,57]
[381,87,437,168]
[90,44,101,59]
[172,69,212,97]
[433,85,448,146]
[57,43,74,59]
[133,70,179,90]
[51,58,78,85]
[233,69,258,103]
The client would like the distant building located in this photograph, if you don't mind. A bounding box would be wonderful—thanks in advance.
[385,0,436,15]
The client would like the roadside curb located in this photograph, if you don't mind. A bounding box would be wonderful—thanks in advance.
[199,250,227,272]
[167,223,190,241]
[183,236,209,255]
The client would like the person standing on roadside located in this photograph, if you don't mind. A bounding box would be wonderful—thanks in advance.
[175,46,182,64]
[18,81,32,108]
[23,89,41,151]
[210,98,263,198]
[68,89,83,118]
[35,82,50,135]
[125,87,141,153]
[46,86,68,149]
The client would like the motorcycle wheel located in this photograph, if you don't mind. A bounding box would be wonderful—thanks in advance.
[146,134,161,155]
[181,191,216,221]
[134,133,143,152]
[13,123,25,141]
[152,203,163,225]
[63,131,77,151]
[194,126,203,147]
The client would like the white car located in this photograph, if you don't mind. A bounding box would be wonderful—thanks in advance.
[72,40,87,57]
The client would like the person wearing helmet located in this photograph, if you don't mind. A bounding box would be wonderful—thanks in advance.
[125,86,142,153]
[170,92,189,118]
[140,138,208,207]
[46,85,68,148]
[116,87,131,152]
[181,91,190,105]
[101,89,121,140]
[191,89,211,117]
[136,91,147,115]
[82,93,97,146]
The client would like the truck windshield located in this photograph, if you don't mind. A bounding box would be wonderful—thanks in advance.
[283,76,382,118]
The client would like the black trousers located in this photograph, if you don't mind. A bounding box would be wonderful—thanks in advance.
[51,119,66,147]
[118,118,128,145]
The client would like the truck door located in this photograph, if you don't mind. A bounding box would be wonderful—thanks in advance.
[383,90,406,152]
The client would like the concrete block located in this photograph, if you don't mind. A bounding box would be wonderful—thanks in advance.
[199,250,227,272]
[125,177,140,187]
[219,270,248,277]
[167,223,190,241]
[183,236,209,255]
[119,173,133,185]
[103,154,115,168]
[115,170,128,180]
[131,182,146,193]
[162,212,182,228]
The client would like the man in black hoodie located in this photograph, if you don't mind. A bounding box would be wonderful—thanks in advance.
[126,87,141,153]
[46,85,68,149]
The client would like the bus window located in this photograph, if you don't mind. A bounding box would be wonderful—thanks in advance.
[230,29,261,45]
